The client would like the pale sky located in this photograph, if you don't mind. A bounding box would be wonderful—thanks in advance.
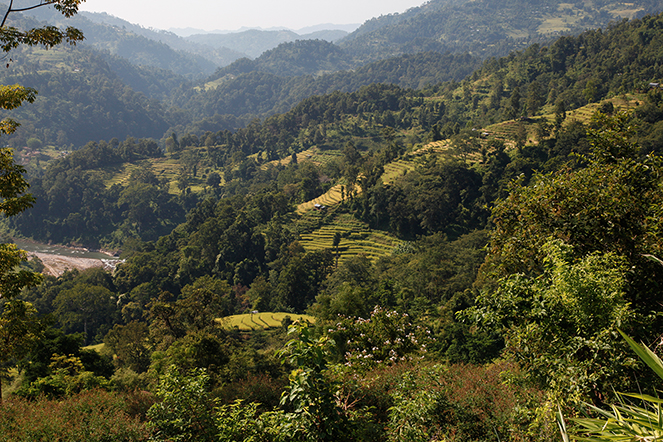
[79,0,426,32]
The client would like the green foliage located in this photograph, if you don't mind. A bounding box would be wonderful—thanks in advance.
[277,322,350,441]
[54,281,117,343]
[359,158,487,239]
[0,150,43,397]
[340,361,549,442]
[15,353,111,399]
[0,0,83,48]
[470,240,636,403]
[105,320,151,373]
[481,114,663,316]
[0,298,41,399]
[176,52,478,122]
[565,332,663,441]
[147,366,217,442]
[10,139,182,247]
[215,400,274,442]
[341,0,648,62]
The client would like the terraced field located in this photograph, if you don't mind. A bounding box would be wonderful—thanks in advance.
[298,214,402,263]
[103,163,144,187]
[381,159,416,184]
[485,95,642,144]
[218,312,314,331]
[295,182,361,214]
[83,343,106,353]
[295,141,452,215]
[262,146,344,169]
[102,155,215,194]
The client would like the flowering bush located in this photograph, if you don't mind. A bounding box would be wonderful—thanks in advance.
[328,306,433,371]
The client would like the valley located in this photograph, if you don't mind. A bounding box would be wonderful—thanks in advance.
[1,0,663,441]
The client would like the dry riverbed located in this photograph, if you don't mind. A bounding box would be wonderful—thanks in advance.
[14,239,123,277]
[29,252,117,277]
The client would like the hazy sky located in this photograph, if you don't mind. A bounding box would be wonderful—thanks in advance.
[79,0,426,32]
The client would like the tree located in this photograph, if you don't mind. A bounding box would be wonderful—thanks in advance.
[205,171,221,189]
[470,240,635,403]
[554,99,567,130]
[469,112,663,402]
[508,86,521,120]
[104,320,151,373]
[147,366,217,442]
[0,298,41,402]
[0,1,85,295]
[278,322,347,441]
[0,0,86,390]
[54,283,117,343]
[0,1,84,138]
[526,80,543,116]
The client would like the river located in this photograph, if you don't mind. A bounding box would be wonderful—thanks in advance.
[12,239,123,277]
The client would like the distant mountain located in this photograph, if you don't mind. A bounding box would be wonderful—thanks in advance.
[169,51,480,122]
[295,23,360,34]
[9,4,242,72]
[212,40,352,78]
[185,28,349,59]
[79,12,247,68]
[339,0,663,60]
[170,23,359,37]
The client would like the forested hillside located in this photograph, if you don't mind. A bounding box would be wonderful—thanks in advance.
[1,0,662,150]
[78,12,248,68]
[340,0,662,60]
[25,6,222,77]
[168,50,481,122]
[0,44,172,147]
[4,3,663,442]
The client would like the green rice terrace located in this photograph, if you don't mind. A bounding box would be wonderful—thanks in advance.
[218,312,315,331]
[296,212,403,264]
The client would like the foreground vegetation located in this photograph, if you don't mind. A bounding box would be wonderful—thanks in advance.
[4,5,663,442]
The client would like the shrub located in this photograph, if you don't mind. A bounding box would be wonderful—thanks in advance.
[334,361,548,442]
[0,389,150,441]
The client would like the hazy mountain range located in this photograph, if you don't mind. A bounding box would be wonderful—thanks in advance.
[0,0,661,147]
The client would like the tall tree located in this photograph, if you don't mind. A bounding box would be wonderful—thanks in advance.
[0,0,84,400]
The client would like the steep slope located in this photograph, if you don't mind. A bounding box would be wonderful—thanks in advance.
[79,11,247,68]
[210,40,352,78]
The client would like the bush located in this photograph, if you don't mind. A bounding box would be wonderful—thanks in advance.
[333,361,549,442]
[146,366,217,442]
[0,389,150,441]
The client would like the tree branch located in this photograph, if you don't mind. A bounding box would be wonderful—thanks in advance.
[1,0,16,29]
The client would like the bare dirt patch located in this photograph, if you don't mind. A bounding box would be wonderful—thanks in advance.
[30,252,109,277]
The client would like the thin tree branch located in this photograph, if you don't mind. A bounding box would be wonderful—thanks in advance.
[1,0,15,28]
[1,1,58,28]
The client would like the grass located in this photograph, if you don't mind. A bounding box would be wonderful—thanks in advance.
[196,74,237,91]
[218,312,315,331]
[82,343,106,353]
[98,148,222,194]
[296,183,359,214]
[262,146,344,170]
